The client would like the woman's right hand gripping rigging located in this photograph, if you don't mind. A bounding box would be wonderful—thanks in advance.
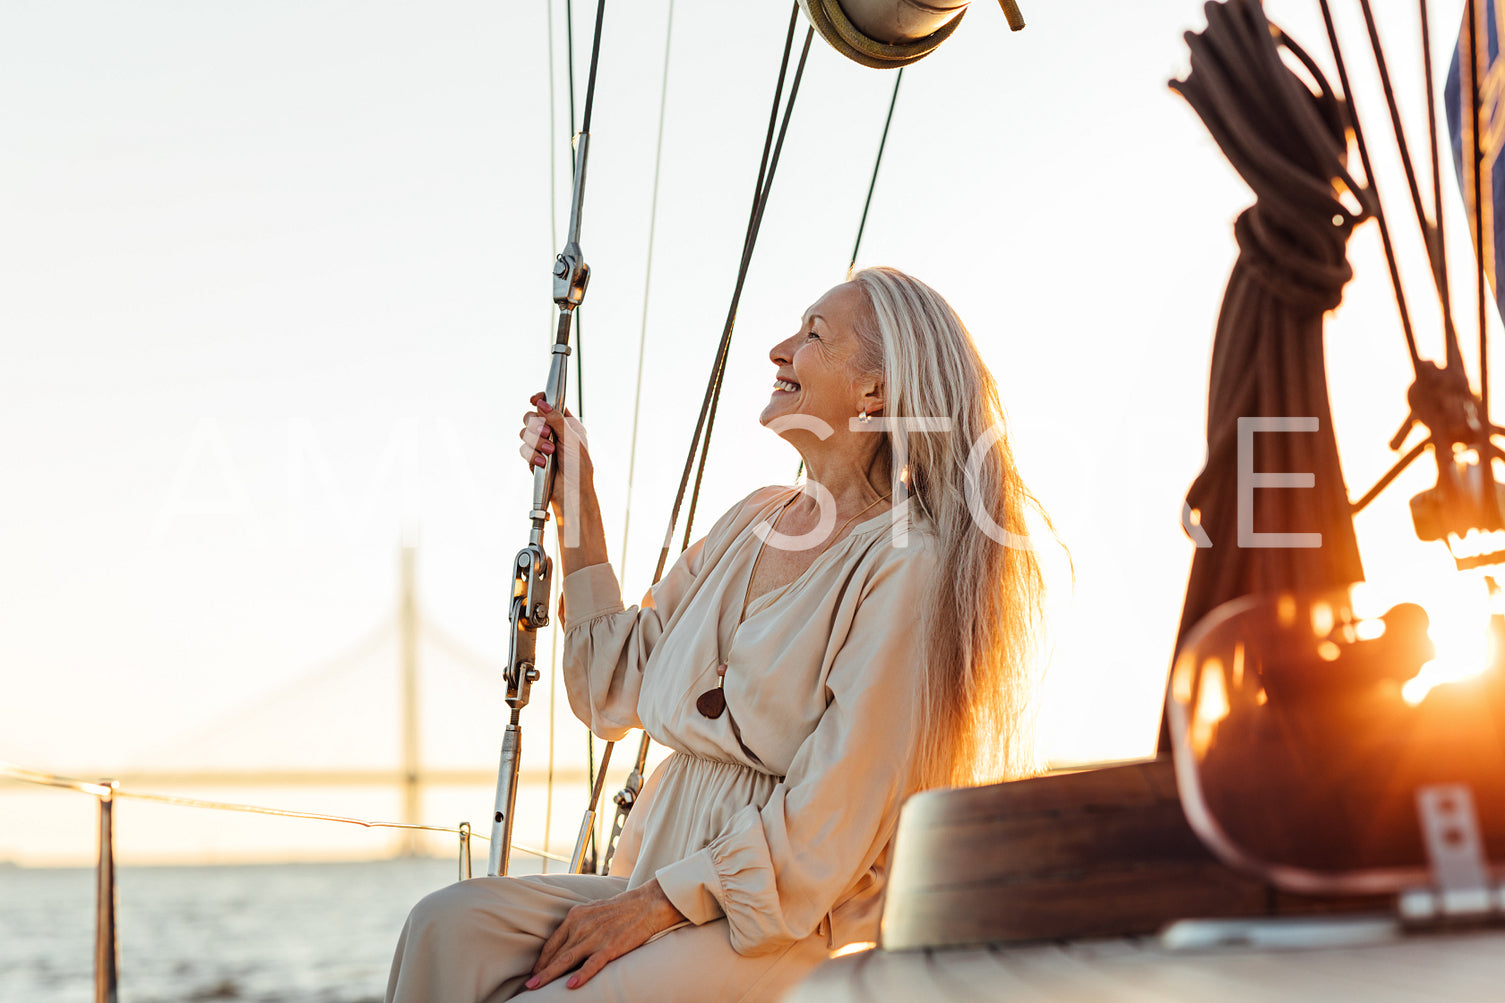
[517,392,609,577]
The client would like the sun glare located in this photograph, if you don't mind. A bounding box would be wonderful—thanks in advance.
[1388,571,1496,706]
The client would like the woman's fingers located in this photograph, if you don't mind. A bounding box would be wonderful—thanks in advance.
[568,951,613,990]
[524,884,677,991]
[528,910,591,990]
[517,403,561,470]
[525,904,627,991]
[517,392,591,487]
[532,910,572,974]
[527,932,617,991]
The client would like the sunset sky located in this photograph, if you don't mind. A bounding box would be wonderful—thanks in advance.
[1,0,1495,864]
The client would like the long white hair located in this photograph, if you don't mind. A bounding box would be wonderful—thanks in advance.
[850,266,1050,788]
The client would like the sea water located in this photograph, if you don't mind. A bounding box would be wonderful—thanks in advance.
[0,857,497,1003]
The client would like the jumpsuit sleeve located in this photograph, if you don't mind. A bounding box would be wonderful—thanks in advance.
[560,486,788,741]
[652,538,934,955]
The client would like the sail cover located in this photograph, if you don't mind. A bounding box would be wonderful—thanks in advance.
[1447,0,1505,321]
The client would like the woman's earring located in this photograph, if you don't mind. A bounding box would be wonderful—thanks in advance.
[858,410,870,424]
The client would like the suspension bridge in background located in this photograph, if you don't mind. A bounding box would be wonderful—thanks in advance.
[0,545,590,856]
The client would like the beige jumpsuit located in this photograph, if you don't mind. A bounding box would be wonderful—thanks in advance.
[387,486,934,1002]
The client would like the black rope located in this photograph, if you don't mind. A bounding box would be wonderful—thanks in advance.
[648,4,808,577]
[850,68,904,271]
[1315,0,1424,373]
[682,25,815,551]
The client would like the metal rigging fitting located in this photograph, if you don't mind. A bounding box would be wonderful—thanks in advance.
[552,133,592,311]
[489,81,599,881]
[602,753,647,874]
[1376,361,1505,565]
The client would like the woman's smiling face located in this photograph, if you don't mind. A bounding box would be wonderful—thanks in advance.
[760,282,878,437]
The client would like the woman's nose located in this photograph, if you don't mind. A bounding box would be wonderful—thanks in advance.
[769,335,795,365]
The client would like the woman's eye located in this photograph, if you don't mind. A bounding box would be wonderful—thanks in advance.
[805,330,821,340]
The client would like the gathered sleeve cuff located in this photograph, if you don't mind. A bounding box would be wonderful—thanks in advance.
[654,849,725,926]
[561,563,627,624]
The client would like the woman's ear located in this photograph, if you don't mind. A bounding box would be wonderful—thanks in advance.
[860,381,886,417]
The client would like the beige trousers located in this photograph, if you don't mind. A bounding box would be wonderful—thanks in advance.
[385,872,831,1003]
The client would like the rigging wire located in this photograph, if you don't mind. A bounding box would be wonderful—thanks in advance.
[543,0,561,873]
[542,538,563,872]
[566,0,610,870]
[548,1,559,284]
[579,0,605,135]
[794,67,907,487]
[1316,1,1503,532]
[620,0,677,590]
[679,14,816,554]
[1417,0,1458,371]
[1354,0,1463,371]
[850,68,904,271]
[1315,0,1424,374]
[583,0,611,870]
[590,7,811,872]
[566,0,586,418]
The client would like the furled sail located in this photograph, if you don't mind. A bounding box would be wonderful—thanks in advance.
[1446,0,1505,321]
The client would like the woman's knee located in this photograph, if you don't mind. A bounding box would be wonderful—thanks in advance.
[403,879,493,942]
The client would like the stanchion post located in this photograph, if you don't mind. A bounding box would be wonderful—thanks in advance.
[94,780,119,1003]
[458,822,473,881]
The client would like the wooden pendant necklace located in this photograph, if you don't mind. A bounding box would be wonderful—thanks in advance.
[697,490,891,719]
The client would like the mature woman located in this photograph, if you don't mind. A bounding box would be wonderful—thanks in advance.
[386,267,1047,1002]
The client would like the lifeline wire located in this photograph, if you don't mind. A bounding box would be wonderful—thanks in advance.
[0,761,570,864]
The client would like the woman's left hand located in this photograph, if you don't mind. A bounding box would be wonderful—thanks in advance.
[525,879,686,991]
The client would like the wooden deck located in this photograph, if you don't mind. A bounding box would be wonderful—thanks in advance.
[788,927,1505,1001]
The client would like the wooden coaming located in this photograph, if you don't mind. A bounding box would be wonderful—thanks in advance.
[882,756,1385,949]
